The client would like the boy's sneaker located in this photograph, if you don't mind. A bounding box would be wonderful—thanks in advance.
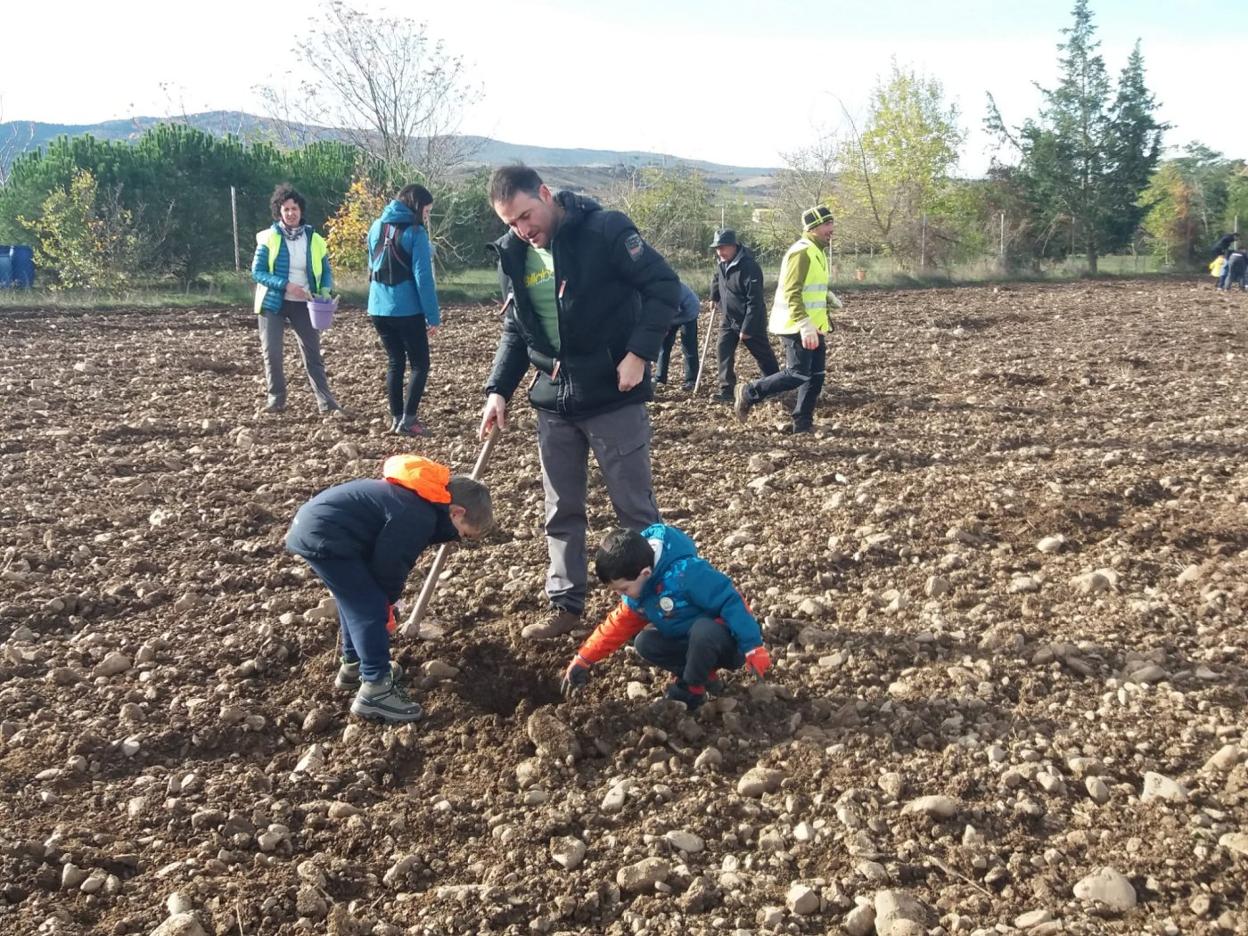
[350,675,423,723]
[335,658,403,691]
[714,388,734,403]
[397,417,429,437]
[664,682,706,711]
[733,385,753,422]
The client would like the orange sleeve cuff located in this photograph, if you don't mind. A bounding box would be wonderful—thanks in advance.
[577,602,648,664]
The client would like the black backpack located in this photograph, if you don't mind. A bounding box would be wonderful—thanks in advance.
[370,223,413,286]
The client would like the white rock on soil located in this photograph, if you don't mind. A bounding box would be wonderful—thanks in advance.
[737,766,785,797]
[1015,909,1054,929]
[601,779,632,813]
[1085,777,1110,804]
[61,864,87,890]
[665,830,704,853]
[873,889,931,936]
[902,795,959,818]
[1036,534,1066,553]
[93,651,132,678]
[1140,772,1188,804]
[1205,745,1241,773]
[550,836,587,870]
[694,747,723,771]
[164,892,192,916]
[785,882,820,915]
[1176,564,1203,584]
[421,660,459,680]
[149,914,208,936]
[1218,832,1248,857]
[1070,569,1116,594]
[1073,867,1137,911]
[844,902,876,936]
[878,772,905,799]
[293,744,325,775]
[758,906,785,928]
[615,856,670,893]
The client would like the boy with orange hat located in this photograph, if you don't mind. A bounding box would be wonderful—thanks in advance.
[286,455,493,722]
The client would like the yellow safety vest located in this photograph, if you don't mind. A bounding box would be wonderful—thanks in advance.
[253,228,329,314]
[769,237,829,334]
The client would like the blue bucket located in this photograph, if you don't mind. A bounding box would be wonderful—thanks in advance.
[11,245,34,288]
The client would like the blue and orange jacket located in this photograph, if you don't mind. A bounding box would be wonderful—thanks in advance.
[576,524,763,665]
[285,455,457,603]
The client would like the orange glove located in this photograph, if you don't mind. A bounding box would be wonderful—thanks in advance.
[386,604,397,635]
[744,646,771,679]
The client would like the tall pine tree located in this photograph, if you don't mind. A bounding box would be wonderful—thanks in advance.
[987,0,1165,272]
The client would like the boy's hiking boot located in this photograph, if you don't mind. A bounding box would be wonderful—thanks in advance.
[350,675,423,723]
[704,670,727,695]
[664,681,707,711]
[733,385,753,422]
[714,387,734,403]
[335,658,403,691]
[521,608,580,640]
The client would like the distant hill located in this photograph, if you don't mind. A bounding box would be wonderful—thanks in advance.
[0,111,779,196]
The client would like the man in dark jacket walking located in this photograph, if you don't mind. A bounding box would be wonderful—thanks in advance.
[479,165,680,639]
[709,229,778,401]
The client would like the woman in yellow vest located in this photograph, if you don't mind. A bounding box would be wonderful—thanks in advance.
[733,204,839,434]
[251,184,340,414]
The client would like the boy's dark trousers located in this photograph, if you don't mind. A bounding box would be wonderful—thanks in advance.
[633,617,745,687]
[304,557,391,682]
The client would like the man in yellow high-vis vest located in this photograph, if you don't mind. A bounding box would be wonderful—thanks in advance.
[734,204,840,433]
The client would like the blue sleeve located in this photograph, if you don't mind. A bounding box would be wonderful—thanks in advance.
[251,240,285,290]
[679,284,701,322]
[408,226,441,326]
[683,562,763,652]
[367,506,437,604]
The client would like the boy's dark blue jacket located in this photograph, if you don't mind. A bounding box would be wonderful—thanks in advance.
[575,523,762,664]
[285,457,458,603]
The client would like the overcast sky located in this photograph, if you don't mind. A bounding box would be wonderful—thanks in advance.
[0,0,1235,175]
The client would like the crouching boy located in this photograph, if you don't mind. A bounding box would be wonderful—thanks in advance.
[286,454,493,723]
[560,524,770,709]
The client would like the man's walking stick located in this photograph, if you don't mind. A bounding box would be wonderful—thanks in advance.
[399,425,501,637]
[691,303,717,396]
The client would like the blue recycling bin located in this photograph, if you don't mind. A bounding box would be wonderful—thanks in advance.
[11,245,34,287]
[0,246,11,287]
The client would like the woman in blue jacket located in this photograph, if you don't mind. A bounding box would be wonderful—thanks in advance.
[367,184,441,436]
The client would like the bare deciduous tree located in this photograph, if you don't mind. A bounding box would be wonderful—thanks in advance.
[274,1,482,186]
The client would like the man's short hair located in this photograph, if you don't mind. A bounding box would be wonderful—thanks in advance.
[488,165,544,205]
[448,476,494,532]
[594,528,654,584]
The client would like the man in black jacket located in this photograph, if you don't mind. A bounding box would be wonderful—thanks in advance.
[709,229,779,401]
[479,165,680,639]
